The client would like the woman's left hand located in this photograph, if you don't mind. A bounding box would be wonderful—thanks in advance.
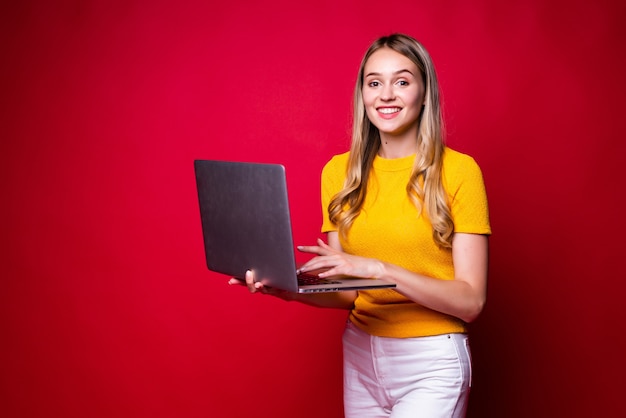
[297,238,385,280]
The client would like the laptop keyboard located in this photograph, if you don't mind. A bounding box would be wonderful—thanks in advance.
[297,272,342,286]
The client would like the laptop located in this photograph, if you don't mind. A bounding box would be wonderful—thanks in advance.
[194,159,396,293]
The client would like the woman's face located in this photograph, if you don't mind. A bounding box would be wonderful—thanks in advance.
[362,47,426,140]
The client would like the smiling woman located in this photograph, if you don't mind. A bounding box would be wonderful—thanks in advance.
[233,33,491,418]
[3,1,624,417]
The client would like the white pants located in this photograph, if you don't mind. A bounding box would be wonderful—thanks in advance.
[342,321,472,418]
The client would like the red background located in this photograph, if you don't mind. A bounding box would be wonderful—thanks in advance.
[2,1,625,417]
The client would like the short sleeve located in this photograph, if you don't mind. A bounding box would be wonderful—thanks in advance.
[444,151,492,235]
[320,153,350,233]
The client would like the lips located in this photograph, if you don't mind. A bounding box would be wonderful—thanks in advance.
[376,106,402,119]
[378,107,401,114]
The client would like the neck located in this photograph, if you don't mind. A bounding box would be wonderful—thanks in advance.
[377,122,420,159]
[378,135,417,159]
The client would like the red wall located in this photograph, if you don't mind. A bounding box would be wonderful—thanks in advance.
[2,1,625,417]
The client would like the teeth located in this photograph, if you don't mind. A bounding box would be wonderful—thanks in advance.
[379,108,401,114]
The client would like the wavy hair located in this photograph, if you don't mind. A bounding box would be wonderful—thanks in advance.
[328,33,454,248]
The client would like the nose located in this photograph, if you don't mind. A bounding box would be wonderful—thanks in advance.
[381,83,395,101]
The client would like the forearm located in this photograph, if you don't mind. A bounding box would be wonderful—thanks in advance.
[380,262,485,323]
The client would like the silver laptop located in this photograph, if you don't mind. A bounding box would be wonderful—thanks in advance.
[194,160,396,293]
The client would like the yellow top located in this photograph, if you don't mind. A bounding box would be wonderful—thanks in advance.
[321,147,491,338]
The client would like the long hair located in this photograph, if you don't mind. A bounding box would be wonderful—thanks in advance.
[328,33,454,248]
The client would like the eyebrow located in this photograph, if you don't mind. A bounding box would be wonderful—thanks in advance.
[364,69,415,78]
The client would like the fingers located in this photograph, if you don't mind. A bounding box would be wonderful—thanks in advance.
[298,256,337,277]
[246,269,265,293]
[227,271,295,302]
[228,270,263,293]
[228,271,294,301]
[228,277,243,286]
[245,269,254,290]
[297,239,335,256]
[297,245,320,254]
[317,238,332,248]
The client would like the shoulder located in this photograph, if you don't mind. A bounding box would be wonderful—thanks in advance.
[442,147,479,169]
[322,151,350,178]
[321,151,350,196]
[442,147,483,178]
[441,147,486,191]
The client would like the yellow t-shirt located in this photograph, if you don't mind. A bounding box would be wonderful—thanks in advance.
[321,147,491,338]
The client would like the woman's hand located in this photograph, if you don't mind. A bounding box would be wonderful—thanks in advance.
[227,233,358,310]
[228,270,295,301]
[297,238,385,280]
[227,267,356,309]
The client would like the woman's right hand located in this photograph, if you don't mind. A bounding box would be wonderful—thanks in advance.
[228,270,295,301]
[228,269,356,309]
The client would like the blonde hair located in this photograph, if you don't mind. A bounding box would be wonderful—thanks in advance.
[328,33,454,248]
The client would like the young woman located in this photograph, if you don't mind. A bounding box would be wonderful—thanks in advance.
[230,33,491,418]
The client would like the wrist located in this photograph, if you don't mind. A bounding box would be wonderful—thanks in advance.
[375,260,388,280]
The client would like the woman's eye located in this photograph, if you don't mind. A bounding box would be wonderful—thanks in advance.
[368,81,380,87]
[397,80,409,86]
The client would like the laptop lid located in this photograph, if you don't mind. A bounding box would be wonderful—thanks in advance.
[194,159,396,293]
